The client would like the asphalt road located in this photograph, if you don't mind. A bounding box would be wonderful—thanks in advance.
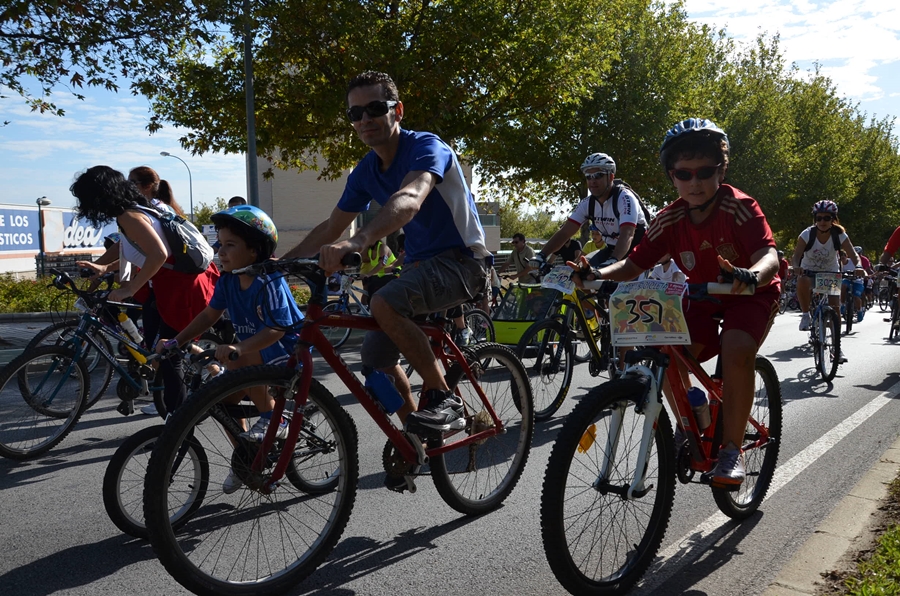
[1,307,899,596]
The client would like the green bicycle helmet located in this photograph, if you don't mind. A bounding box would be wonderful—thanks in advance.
[211,205,278,260]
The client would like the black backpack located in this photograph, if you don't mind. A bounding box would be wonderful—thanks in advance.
[802,225,841,253]
[121,205,214,274]
[588,179,653,250]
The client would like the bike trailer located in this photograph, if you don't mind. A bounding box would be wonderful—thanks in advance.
[492,284,559,345]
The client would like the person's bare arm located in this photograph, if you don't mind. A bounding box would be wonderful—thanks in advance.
[109,211,167,301]
[320,170,437,272]
[791,237,807,271]
[539,220,582,259]
[281,207,359,260]
[612,227,635,261]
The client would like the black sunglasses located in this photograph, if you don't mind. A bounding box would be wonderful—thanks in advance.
[815,215,834,222]
[584,172,608,180]
[669,164,721,181]
[346,100,398,122]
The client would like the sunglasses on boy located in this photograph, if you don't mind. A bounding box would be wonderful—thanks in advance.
[346,100,398,122]
[669,164,721,181]
[815,215,834,222]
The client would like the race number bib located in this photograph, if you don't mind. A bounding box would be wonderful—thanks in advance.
[814,273,841,296]
[608,280,691,346]
[541,266,576,294]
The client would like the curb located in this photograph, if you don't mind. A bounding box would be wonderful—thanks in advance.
[762,435,900,595]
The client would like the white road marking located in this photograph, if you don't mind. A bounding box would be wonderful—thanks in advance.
[635,382,899,593]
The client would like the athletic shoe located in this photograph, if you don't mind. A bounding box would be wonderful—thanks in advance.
[798,312,811,331]
[711,444,745,487]
[406,389,465,438]
[857,309,865,322]
[458,328,473,347]
[223,469,242,494]
[239,414,289,443]
[141,403,158,416]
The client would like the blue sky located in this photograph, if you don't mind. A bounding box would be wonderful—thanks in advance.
[0,0,898,212]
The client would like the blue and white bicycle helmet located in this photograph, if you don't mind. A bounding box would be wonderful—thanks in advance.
[580,152,616,174]
[811,200,838,216]
[659,118,729,166]
[211,205,278,260]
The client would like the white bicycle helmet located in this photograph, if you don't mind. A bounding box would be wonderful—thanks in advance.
[811,200,838,216]
[854,245,863,254]
[580,153,616,174]
[659,118,729,166]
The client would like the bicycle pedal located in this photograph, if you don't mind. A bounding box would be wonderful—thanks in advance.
[116,400,135,416]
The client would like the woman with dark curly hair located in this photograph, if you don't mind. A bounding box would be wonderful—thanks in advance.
[70,165,219,413]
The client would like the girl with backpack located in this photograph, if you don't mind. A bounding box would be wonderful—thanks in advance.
[70,165,219,414]
[790,200,863,342]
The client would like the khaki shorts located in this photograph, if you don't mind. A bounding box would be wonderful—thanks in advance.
[360,249,489,369]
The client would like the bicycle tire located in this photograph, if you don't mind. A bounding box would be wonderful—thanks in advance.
[778,293,787,314]
[516,319,573,421]
[844,293,854,335]
[285,401,343,495]
[464,308,495,344]
[103,424,208,539]
[891,301,900,340]
[25,319,114,408]
[541,377,676,595]
[819,309,841,381]
[712,356,783,519]
[320,301,353,349]
[430,342,534,516]
[0,346,90,460]
[144,366,359,596]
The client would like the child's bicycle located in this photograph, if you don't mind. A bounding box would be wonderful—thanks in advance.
[540,280,782,596]
[515,266,616,420]
[142,254,534,596]
[0,269,182,460]
[102,347,222,539]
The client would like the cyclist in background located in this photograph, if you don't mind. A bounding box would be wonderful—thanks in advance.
[503,232,540,283]
[572,118,780,488]
[839,249,866,322]
[777,250,790,283]
[534,152,646,270]
[790,200,862,350]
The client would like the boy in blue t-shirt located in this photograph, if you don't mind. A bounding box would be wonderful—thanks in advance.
[157,205,303,492]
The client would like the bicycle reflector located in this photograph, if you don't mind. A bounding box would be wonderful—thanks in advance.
[578,424,597,454]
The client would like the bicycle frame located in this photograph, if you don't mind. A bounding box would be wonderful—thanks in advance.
[248,297,505,492]
[546,289,611,367]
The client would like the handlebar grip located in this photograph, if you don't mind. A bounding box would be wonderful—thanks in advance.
[229,351,241,361]
[705,282,753,295]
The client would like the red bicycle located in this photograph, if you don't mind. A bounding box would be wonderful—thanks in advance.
[541,280,782,595]
[143,255,534,596]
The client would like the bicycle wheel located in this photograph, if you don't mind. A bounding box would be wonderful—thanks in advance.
[103,424,208,539]
[843,294,854,335]
[285,401,343,494]
[516,319,573,421]
[464,308,495,344]
[320,301,353,349]
[431,343,534,515]
[891,300,900,340]
[541,377,676,595]
[25,319,114,408]
[0,346,90,460]
[818,309,841,381]
[144,366,359,596]
[712,356,782,519]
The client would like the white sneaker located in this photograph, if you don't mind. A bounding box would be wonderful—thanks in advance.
[141,403,158,416]
[459,328,473,346]
[223,469,242,494]
[798,312,811,331]
[239,415,289,443]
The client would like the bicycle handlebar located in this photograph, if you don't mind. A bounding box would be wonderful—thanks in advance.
[234,253,362,277]
[581,279,753,296]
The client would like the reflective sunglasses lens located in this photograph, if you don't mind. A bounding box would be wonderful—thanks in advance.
[585,172,605,180]
[671,169,694,181]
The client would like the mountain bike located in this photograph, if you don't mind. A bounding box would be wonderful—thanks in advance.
[841,271,863,334]
[0,270,176,460]
[142,255,534,596]
[806,271,842,380]
[317,271,372,348]
[540,280,782,595]
[515,266,615,420]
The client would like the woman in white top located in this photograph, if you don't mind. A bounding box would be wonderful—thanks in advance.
[648,255,686,283]
[791,200,862,335]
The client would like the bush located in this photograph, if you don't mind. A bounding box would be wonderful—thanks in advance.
[0,274,312,314]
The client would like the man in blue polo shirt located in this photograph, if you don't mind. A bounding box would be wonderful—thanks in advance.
[283,71,490,450]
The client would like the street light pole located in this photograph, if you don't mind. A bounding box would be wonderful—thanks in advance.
[36,196,51,278]
[160,151,194,221]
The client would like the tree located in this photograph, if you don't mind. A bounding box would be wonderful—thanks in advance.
[0,0,201,115]
[192,197,228,227]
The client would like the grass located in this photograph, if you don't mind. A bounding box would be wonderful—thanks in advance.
[820,475,900,596]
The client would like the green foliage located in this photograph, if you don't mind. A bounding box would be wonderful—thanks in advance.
[289,283,310,307]
[498,201,566,242]
[193,197,229,227]
[0,274,91,313]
